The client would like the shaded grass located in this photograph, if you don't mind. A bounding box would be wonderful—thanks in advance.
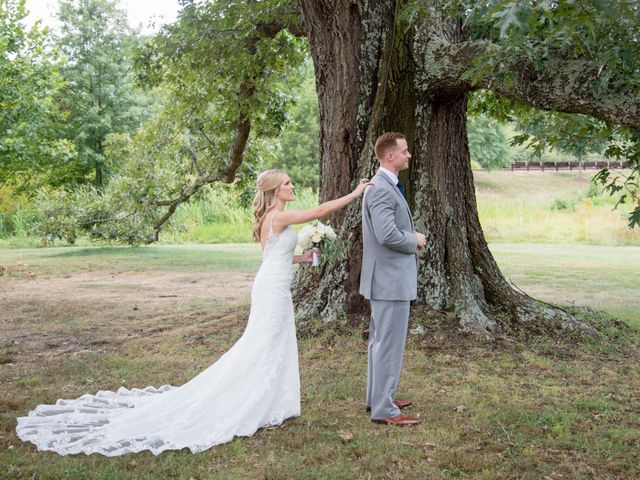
[2,321,639,479]
[1,244,639,479]
[0,244,263,277]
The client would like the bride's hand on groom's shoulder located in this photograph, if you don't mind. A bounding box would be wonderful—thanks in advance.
[353,179,374,196]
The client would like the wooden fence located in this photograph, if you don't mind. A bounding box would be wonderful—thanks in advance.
[510,161,629,171]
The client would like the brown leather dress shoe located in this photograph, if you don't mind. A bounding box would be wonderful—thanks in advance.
[365,399,412,412]
[372,414,420,426]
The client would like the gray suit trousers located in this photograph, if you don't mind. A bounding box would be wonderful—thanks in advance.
[366,299,410,419]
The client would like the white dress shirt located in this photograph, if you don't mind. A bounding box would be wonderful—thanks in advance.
[378,167,399,186]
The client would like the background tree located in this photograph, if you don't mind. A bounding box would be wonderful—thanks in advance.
[466,113,510,169]
[267,62,320,189]
[35,0,307,243]
[56,0,148,187]
[0,0,70,192]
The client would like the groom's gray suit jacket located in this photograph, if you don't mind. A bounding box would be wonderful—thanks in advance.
[359,171,418,301]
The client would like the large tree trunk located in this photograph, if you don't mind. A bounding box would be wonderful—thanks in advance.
[293,1,594,337]
[293,0,396,323]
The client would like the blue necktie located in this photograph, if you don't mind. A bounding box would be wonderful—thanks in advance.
[396,181,407,199]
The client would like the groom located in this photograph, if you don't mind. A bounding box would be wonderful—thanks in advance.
[360,132,426,426]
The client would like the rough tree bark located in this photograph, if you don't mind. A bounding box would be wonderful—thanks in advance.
[292,1,596,336]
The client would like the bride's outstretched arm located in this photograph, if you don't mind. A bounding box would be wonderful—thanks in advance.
[277,179,372,228]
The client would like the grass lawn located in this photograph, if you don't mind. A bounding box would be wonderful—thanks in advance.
[490,243,640,329]
[1,244,639,479]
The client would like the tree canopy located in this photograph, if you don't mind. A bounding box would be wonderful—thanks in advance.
[0,0,70,192]
[56,0,148,187]
[451,0,639,225]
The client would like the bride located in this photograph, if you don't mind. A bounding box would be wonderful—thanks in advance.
[16,169,371,456]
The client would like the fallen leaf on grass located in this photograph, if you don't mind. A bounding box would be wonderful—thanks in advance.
[455,405,466,413]
[338,430,353,442]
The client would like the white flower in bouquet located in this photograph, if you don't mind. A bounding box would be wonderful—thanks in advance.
[297,225,315,250]
[297,221,338,267]
[297,221,336,249]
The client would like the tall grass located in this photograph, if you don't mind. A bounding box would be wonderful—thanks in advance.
[1,172,638,247]
[0,207,38,237]
[0,207,44,248]
[162,186,319,244]
[167,172,639,246]
[474,171,640,246]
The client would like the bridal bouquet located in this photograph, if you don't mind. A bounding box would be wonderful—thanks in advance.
[297,221,338,267]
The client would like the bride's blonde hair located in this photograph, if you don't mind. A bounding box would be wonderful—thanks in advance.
[252,169,288,242]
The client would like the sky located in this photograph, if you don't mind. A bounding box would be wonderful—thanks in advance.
[24,0,182,34]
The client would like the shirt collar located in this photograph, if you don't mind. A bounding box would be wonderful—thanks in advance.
[378,166,398,185]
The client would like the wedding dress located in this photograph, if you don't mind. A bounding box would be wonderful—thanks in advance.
[16,226,300,456]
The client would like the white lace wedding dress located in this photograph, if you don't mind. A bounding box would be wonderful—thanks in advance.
[16,226,300,456]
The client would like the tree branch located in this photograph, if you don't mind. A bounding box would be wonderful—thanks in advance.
[151,174,218,240]
[186,144,206,176]
[148,11,304,240]
[197,126,217,150]
[152,173,217,208]
[224,114,251,183]
[421,41,640,129]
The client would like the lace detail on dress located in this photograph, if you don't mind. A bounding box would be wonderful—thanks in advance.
[262,229,278,258]
[16,224,300,456]
[262,212,280,258]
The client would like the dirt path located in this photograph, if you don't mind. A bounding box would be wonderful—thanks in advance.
[0,268,254,363]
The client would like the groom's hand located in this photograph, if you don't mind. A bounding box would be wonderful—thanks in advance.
[415,231,426,250]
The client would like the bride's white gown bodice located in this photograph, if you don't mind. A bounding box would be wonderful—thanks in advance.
[16,227,300,456]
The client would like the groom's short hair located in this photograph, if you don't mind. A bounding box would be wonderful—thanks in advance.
[374,132,405,160]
